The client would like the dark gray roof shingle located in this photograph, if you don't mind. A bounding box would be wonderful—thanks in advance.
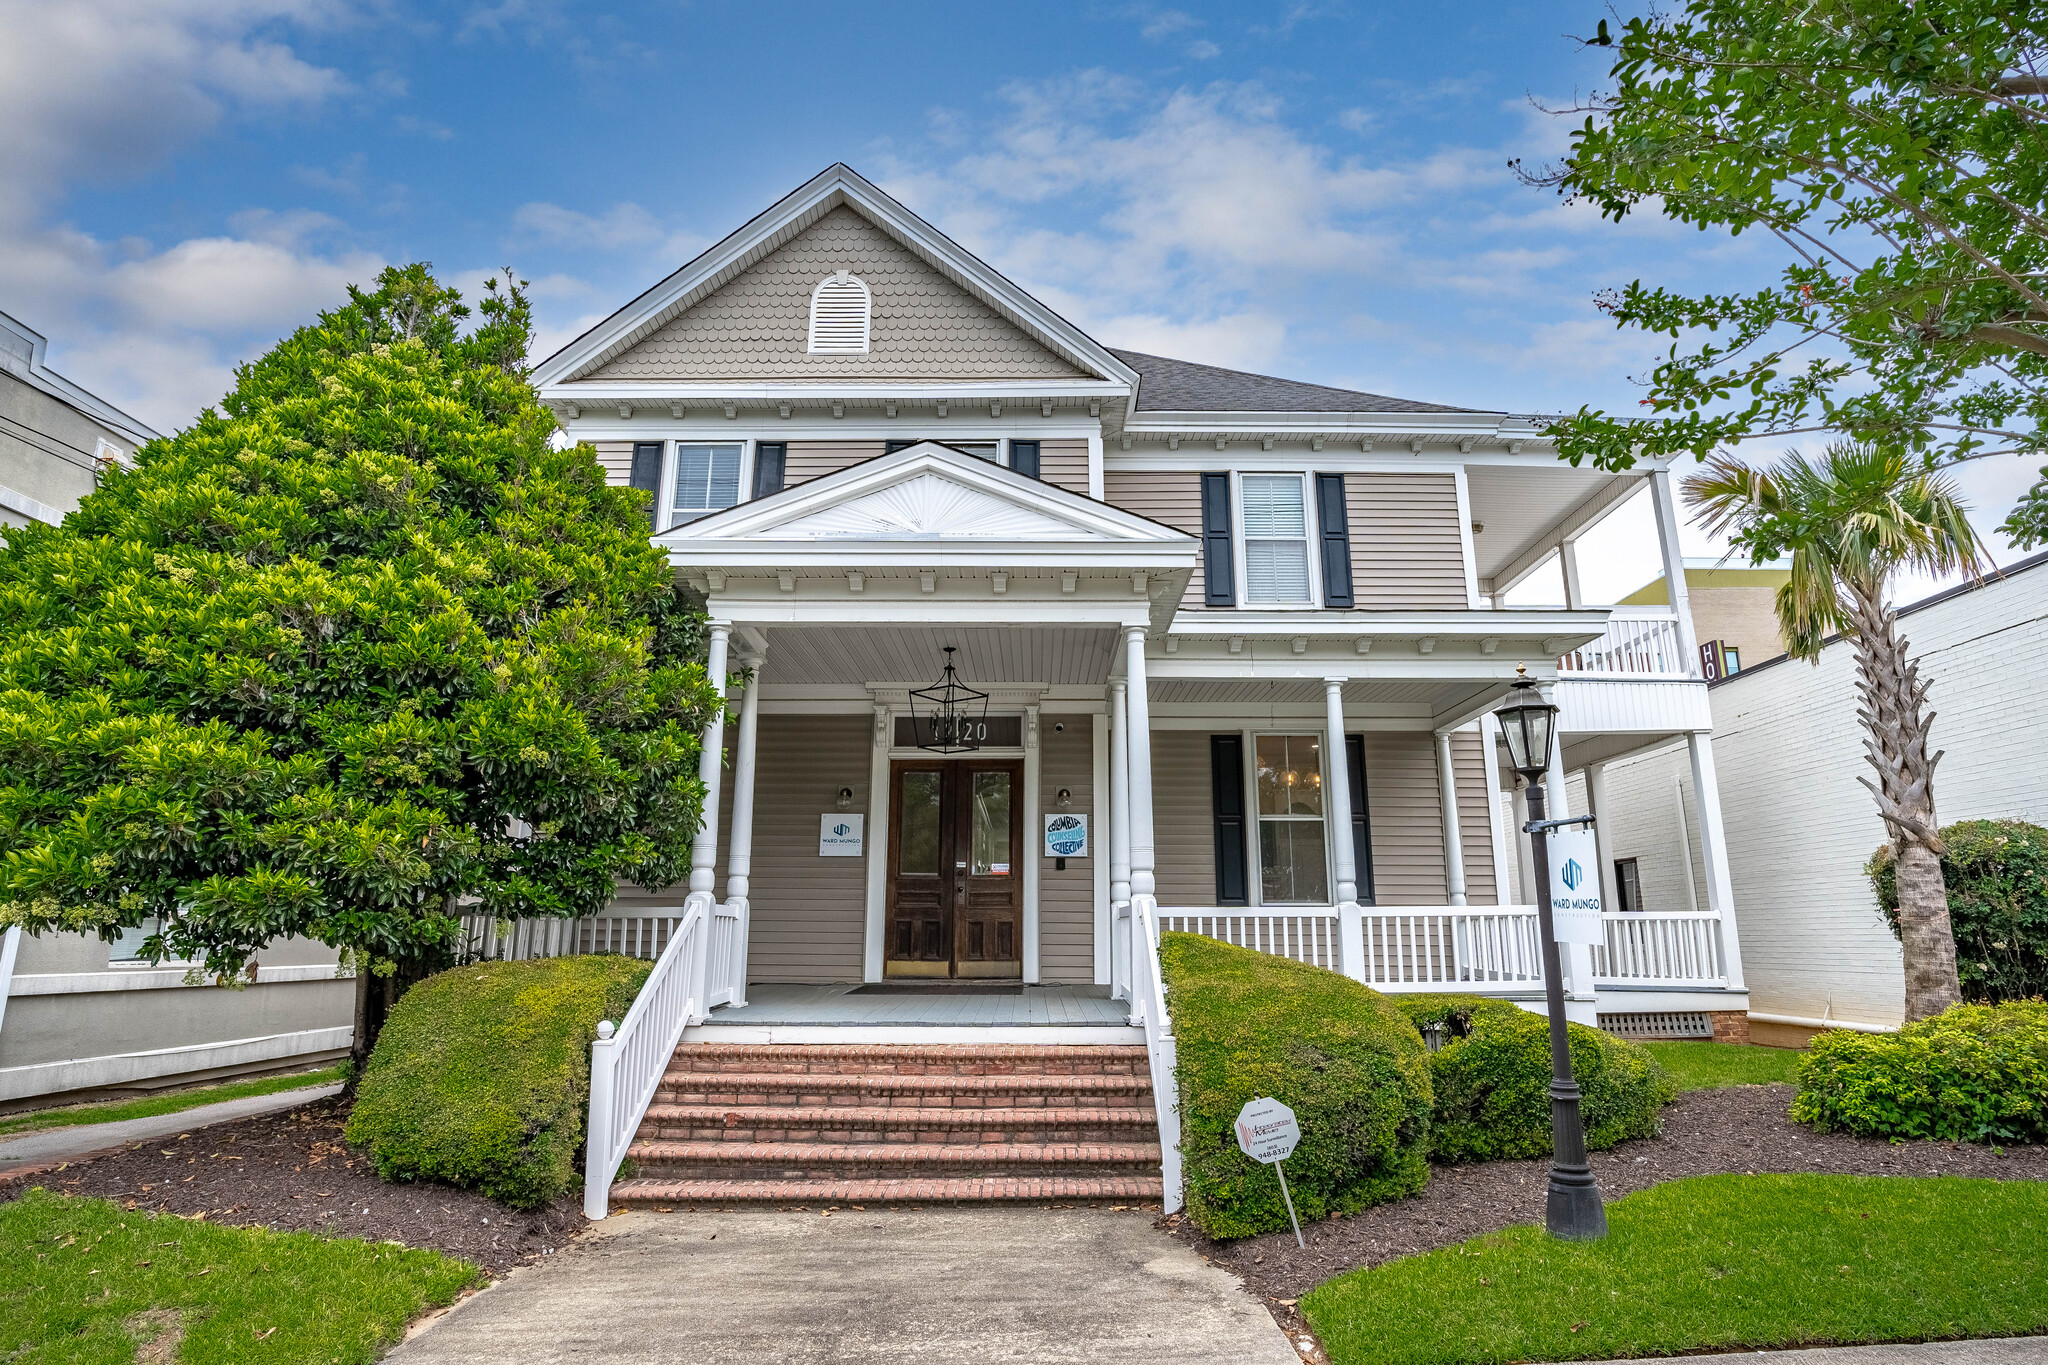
[1110,348,1492,415]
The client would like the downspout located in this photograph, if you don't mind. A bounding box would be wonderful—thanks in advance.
[0,926,20,1044]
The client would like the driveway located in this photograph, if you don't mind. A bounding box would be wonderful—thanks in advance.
[390,1205,1300,1364]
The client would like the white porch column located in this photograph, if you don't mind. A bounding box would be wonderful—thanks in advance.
[1584,760,1617,918]
[1478,714,1512,905]
[722,646,764,1008]
[862,704,891,982]
[1434,728,1468,907]
[688,623,731,904]
[1510,779,1537,906]
[1108,681,1132,908]
[1686,731,1748,990]
[1324,679,1359,907]
[1647,469,1702,666]
[1122,627,1157,905]
[1559,540,1586,610]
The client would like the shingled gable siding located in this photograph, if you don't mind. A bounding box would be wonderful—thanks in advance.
[1346,473,1470,608]
[1039,718,1097,982]
[1038,438,1089,497]
[1103,470,1206,612]
[587,207,1090,381]
[783,440,887,488]
[606,714,870,982]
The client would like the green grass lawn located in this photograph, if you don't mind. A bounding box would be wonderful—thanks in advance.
[1642,1041,1803,1090]
[0,1066,346,1139]
[1301,1174,2048,1365]
[0,1188,479,1364]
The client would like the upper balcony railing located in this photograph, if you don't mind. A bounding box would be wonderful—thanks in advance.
[1557,608,1694,679]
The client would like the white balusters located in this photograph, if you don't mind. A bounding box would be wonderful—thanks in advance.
[1557,610,1690,677]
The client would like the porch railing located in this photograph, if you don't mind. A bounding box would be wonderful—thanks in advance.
[1122,899,1184,1215]
[583,897,712,1220]
[1590,911,1726,987]
[1557,608,1692,677]
[1157,908,1342,972]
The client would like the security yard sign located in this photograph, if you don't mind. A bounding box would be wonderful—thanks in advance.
[1234,1097,1306,1247]
[1546,825,1605,944]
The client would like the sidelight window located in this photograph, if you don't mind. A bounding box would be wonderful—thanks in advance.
[1255,733,1330,903]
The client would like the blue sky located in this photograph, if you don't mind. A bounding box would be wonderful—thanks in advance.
[3,0,2036,600]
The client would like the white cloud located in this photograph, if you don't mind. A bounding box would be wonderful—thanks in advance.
[513,201,709,264]
[1185,40,1222,60]
[107,237,380,333]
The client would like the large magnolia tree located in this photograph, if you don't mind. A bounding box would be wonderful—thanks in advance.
[1530,0,2048,540]
[0,265,720,1066]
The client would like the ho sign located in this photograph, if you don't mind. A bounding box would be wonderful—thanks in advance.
[1233,1097,1301,1164]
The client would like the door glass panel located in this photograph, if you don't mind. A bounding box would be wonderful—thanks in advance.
[899,770,942,875]
[970,770,1012,876]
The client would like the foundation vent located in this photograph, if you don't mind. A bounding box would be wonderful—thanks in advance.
[1599,1011,1712,1040]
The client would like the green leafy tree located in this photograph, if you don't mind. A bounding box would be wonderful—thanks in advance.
[0,264,720,1067]
[1685,441,1985,1019]
[1525,1,2048,539]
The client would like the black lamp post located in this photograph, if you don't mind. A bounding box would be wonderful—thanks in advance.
[1493,665,1608,1241]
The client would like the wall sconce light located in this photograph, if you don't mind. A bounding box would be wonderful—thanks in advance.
[836,786,855,811]
[1055,787,1072,808]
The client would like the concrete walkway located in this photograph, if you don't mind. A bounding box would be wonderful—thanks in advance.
[390,1206,1300,1365]
[0,1083,343,1172]
[1542,1342,2047,1364]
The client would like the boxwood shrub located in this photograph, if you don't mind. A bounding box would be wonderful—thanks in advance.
[1792,999,2048,1143]
[345,954,651,1209]
[1159,932,1432,1240]
[1868,819,2048,1003]
[1394,995,1671,1162]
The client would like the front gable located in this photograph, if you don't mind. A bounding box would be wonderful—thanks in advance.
[590,207,1088,382]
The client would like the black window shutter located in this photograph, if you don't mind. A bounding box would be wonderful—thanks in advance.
[1316,472,1354,608]
[752,442,786,499]
[1010,440,1041,479]
[1210,735,1249,906]
[629,442,664,528]
[1345,734,1377,905]
[885,440,917,454]
[1200,473,1236,607]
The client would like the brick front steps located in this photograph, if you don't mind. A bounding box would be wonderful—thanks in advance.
[609,1043,1164,1207]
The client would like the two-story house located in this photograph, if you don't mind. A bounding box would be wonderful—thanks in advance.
[529,167,1751,1210]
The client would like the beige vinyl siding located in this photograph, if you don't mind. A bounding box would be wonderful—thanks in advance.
[590,440,635,487]
[1359,731,1450,904]
[1450,729,1498,903]
[606,714,870,983]
[588,207,1089,382]
[1346,473,1469,609]
[1038,439,1090,497]
[1150,729,1218,905]
[1104,470,1207,613]
[785,440,885,487]
[1038,719,1096,982]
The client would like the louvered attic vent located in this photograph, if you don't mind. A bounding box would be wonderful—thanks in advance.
[808,270,872,354]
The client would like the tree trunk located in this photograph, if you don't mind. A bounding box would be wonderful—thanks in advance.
[347,951,451,1082]
[1844,583,1961,1020]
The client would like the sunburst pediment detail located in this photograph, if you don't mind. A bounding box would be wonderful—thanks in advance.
[772,472,1076,541]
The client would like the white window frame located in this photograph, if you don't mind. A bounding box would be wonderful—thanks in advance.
[1231,471,1323,610]
[662,440,752,526]
[1244,727,1337,907]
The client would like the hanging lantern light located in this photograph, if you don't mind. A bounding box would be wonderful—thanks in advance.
[909,646,989,753]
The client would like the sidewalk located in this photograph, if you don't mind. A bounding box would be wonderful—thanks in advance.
[0,1082,343,1174]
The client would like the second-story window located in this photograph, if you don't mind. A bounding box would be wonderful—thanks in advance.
[672,443,742,523]
[1241,473,1314,604]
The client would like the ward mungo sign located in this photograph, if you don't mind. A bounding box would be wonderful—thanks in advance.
[1546,826,1604,944]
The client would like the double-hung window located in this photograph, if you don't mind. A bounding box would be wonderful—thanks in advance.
[670,444,742,524]
[1239,474,1315,605]
[1255,734,1330,903]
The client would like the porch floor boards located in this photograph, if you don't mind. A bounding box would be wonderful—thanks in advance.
[706,982,1132,1028]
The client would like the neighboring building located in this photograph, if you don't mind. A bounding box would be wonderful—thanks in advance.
[529,165,1752,1041]
[1595,551,2048,1043]
[0,311,352,1109]
[1619,556,1792,680]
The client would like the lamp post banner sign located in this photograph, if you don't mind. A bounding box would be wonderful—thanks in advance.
[1233,1097,1301,1164]
[1546,825,1605,944]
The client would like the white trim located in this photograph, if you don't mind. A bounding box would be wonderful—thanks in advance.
[7,962,348,995]
[0,1027,352,1103]
[1091,711,1112,984]
[1452,467,1481,609]
[683,1023,1145,1045]
[863,705,890,982]
[0,308,160,447]
[1746,1012,1893,1035]
[0,484,66,527]
[1086,432,1105,501]
[1023,703,1042,985]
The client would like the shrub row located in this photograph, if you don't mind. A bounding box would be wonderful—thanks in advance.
[346,954,651,1210]
[1869,819,2048,1003]
[1792,999,2048,1143]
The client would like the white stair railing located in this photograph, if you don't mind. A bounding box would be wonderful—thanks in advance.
[1130,899,1184,1214]
[583,896,710,1220]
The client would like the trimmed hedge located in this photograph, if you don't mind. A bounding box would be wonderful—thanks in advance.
[1869,819,2048,1003]
[1395,995,1671,1162]
[1160,932,1432,1240]
[345,954,651,1209]
[1792,999,2048,1143]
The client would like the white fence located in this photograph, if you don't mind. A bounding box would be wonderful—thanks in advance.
[1157,909,1342,972]
[1591,911,1726,987]
[1558,609,1691,677]
[458,913,693,963]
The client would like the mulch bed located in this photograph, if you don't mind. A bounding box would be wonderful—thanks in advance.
[1170,1084,2048,1342]
[0,1095,580,1278]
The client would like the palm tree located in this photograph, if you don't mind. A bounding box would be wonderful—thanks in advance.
[1684,441,1986,1021]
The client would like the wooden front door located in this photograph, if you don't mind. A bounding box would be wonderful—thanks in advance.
[884,759,1025,978]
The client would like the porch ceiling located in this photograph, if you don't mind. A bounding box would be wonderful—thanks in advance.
[1467,463,1640,592]
[757,624,1120,688]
